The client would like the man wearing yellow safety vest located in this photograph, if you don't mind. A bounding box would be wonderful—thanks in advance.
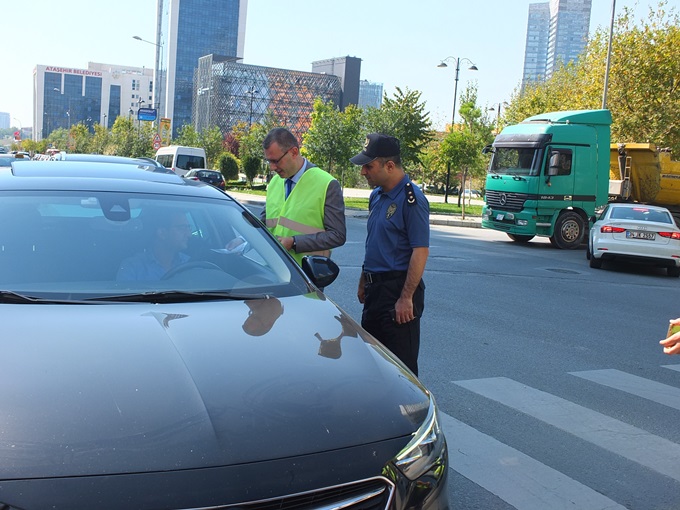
[261,128,346,267]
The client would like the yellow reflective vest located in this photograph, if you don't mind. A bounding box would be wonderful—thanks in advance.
[265,167,334,265]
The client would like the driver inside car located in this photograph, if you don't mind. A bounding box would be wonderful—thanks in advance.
[117,209,192,281]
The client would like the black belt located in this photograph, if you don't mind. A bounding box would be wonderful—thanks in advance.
[363,270,407,284]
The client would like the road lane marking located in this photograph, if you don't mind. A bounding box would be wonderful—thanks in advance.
[570,369,680,411]
[453,377,680,483]
[662,364,680,373]
[440,412,626,510]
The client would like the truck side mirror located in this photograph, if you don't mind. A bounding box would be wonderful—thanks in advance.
[481,144,494,154]
[548,152,561,176]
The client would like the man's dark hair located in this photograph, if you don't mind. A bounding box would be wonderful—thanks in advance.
[377,155,403,167]
[263,128,299,151]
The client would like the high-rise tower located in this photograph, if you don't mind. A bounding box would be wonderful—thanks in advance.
[158,0,247,137]
[521,0,591,86]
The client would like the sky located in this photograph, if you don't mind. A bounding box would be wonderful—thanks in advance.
[3,0,657,133]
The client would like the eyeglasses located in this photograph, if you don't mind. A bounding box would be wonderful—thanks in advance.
[265,147,293,166]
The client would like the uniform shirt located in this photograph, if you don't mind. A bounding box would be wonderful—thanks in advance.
[364,175,429,273]
[117,250,190,281]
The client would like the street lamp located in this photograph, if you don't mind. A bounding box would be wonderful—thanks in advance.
[437,56,478,128]
[487,101,509,133]
[437,56,478,205]
[247,86,258,126]
[133,35,163,116]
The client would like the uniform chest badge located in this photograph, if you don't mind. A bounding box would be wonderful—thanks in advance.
[386,203,397,219]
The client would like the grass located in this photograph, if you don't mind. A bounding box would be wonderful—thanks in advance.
[228,186,483,217]
[344,197,483,216]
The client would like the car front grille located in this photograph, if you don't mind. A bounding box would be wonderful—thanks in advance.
[187,477,395,510]
[485,190,530,212]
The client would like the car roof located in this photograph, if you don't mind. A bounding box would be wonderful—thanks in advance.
[0,160,231,196]
[608,203,670,212]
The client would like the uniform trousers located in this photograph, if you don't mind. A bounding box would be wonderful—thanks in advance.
[361,274,425,376]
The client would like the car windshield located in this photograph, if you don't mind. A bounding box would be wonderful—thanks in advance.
[489,147,542,176]
[0,191,308,301]
[609,206,674,224]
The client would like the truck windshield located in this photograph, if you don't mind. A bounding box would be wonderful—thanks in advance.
[489,148,542,176]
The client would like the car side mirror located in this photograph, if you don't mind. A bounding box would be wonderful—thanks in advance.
[301,255,339,289]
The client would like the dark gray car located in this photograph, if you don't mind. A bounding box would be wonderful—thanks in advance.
[0,160,449,510]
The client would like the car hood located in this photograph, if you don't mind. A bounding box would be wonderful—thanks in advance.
[0,294,430,479]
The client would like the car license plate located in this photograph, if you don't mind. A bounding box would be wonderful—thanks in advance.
[626,230,655,240]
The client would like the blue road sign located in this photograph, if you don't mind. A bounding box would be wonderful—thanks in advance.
[138,108,158,122]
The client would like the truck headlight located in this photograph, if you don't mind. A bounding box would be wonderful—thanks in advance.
[393,395,445,480]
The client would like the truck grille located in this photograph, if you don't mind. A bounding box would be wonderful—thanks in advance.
[187,477,394,510]
[485,190,530,212]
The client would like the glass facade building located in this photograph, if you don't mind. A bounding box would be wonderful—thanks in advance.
[161,0,247,137]
[358,80,383,109]
[521,0,591,86]
[193,55,342,141]
[33,63,154,141]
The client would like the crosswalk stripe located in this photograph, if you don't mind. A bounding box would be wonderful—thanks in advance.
[453,377,680,483]
[570,369,680,411]
[439,412,626,510]
[662,364,680,373]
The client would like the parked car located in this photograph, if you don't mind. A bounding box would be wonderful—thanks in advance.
[0,159,448,509]
[587,203,680,276]
[48,153,175,174]
[184,168,226,190]
[461,189,482,198]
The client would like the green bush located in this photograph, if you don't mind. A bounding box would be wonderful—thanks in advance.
[218,152,239,181]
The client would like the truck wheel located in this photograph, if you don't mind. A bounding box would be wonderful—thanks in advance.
[550,211,585,249]
[507,234,535,243]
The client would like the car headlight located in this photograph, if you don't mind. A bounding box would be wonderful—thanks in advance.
[393,394,446,481]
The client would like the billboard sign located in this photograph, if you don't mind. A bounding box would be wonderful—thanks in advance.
[138,108,158,122]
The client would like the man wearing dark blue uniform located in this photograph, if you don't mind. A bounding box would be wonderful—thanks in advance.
[350,134,430,375]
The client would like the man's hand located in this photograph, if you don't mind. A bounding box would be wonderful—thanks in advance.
[276,236,294,251]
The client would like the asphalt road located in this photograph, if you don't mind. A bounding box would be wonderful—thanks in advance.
[324,218,680,510]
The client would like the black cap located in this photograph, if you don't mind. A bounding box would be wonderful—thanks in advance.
[350,133,400,165]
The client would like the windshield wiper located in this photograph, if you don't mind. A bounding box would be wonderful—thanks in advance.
[0,290,91,305]
[87,290,272,303]
[510,172,527,181]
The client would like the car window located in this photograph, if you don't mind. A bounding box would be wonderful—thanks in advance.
[0,192,306,299]
[609,206,673,224]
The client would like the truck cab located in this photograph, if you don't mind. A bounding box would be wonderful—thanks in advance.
[482,109,612,248]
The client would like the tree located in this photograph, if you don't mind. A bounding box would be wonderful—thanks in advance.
[303,99,363,186]
[362,87,434,170]
[440,129,484,215]
[90,123,110,155]
[174,124,200,148]
[70,123,91,154]
[218,152,240,181]
[109,116,136,157]
[242,155,261,186]
[200,126,224,168]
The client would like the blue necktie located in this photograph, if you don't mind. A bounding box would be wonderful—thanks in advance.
[285,178,293,198]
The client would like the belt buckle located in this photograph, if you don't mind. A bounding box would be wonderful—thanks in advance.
[364,272,374,284]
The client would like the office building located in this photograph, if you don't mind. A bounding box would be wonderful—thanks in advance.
[311,56,361,110]
[193,55,343,141]
[33,62,153,140]
[522,3,551,84]
[158,0,248,137]
[358,80,383,109]
[522,0,592,86]
[0,112,9,129]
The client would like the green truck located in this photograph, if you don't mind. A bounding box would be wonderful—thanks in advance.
[481,109,612,249]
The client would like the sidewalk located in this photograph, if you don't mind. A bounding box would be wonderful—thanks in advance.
[228,188,482,229]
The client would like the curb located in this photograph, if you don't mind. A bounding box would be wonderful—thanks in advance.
[229,194,482,229]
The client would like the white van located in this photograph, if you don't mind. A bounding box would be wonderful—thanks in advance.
[155,146,207,177]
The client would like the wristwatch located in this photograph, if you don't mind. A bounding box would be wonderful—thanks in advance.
[291,237,297,252]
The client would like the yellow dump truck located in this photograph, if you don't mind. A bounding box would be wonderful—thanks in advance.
[609,143,680,222]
